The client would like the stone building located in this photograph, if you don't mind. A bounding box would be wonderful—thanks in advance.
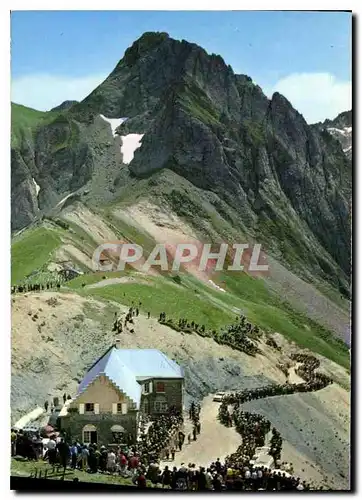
[59,344,184,446]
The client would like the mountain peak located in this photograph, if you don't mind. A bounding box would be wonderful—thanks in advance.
[123,31,170,67]
[323,109,352,129]
[50,100,78,112]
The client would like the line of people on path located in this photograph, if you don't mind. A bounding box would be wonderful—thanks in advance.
[11,282,62,294]
[138,407,184,463]
[217,352,332,490]
[112,302,151,334]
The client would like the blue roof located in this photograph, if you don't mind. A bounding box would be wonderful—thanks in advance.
[113,349,184,379]
[77,348,183,408]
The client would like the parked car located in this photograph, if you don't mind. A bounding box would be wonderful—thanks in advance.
[213,392,225,402]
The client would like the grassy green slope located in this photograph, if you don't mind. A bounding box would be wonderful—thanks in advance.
[69,272,233,331]
[180,272,349,369]
[11,227,61,284]
[67,268,349,370]
[11,103,58,148]
[11,458,139,487]
[11,198,349,369]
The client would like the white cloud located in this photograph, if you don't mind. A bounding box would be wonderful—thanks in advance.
[265,73,352,124]
[11,73,108,111]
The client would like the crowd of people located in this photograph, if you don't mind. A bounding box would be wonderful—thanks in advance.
[11,267,82,295]
[113,303,151,334]
[11,282,330,492]
[11,429,43,460]
[12,427,310,490]
[158,313,207,334]
[215,352,332,489]
[138,407,185,463]
[189,401,201,433]
[291,353,332,386]
[134,458,310,490]
[216,317,262,356]
[151,461,311,491]
[158,312,263,357]
[220,406,272,465]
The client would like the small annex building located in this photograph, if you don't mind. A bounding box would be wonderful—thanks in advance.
[59,344,184,446]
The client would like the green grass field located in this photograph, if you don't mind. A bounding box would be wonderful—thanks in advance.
[11,103,58,148]
[67,268,349,369]
[189,272,350,369]
[10,458,136,487]
[11,227,61,284]
[87,276,234,331]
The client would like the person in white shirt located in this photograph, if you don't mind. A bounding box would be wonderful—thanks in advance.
[107,450,116,472]
[47,438,56,450]
[46,437,57,465]
[205,469,213,490]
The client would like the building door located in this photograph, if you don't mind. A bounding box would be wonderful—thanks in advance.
[90,431,98,444]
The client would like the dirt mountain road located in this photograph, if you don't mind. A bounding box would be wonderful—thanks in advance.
[161,395,240,469]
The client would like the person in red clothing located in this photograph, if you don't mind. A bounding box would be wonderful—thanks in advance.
[129,454,139,469]
[119,451,127,472]
[137,471,147,488]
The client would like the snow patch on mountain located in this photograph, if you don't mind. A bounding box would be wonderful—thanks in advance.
[327,126,352,137]
[100,115,128,137]
[32,178,40,196]
[99,114,144,162]
[121,134,145,164]
[326,126,352,158]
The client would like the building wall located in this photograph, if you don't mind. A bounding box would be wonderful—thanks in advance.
[60,412,138,446]
[142,378,183,416]
[68,375,133,413]
[62,374,138,445]
[62,373,183,443]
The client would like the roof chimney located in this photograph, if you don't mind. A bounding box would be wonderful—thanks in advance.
[115,339,121,349]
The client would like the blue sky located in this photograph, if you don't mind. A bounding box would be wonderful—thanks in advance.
[11,10,352,122]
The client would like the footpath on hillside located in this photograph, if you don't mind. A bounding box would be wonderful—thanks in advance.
[161,395,240,469]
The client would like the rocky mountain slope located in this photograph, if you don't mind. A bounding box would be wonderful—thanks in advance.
[10,33,351,488]
[50,100,79,112]
[317,110,352,160]
[11,32,351,301]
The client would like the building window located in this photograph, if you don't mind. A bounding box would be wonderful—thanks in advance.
[83,431,92,443]
[83,424,97,444]
[154,396,168,413]
[156,382,165,393]
[116,402,128,414]
[144,382,150,393]
[143,399,149,414]
[85,403,94,413]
